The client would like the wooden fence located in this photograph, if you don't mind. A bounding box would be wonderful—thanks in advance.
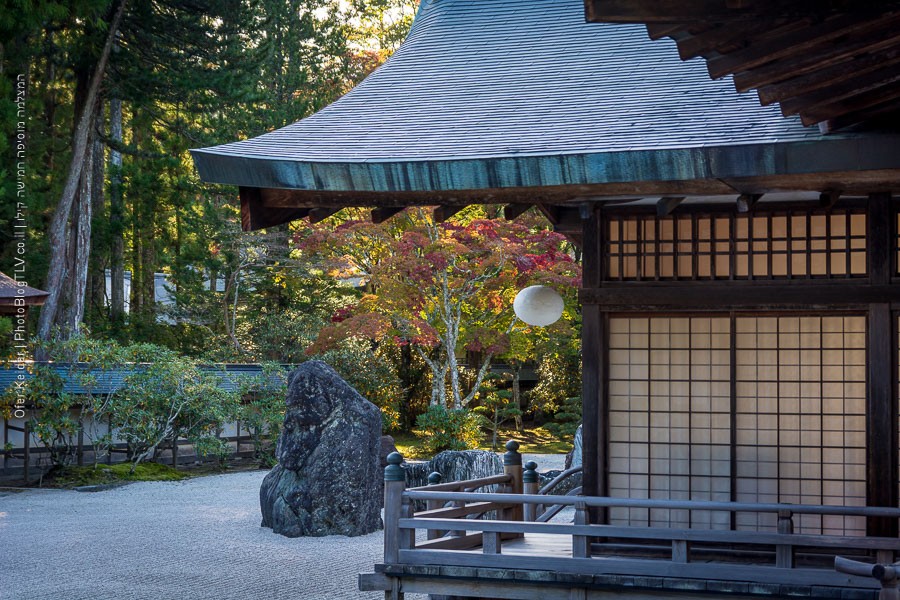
[368,441,900,599]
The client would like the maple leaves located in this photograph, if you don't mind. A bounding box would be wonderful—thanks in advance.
[300,207,581,409]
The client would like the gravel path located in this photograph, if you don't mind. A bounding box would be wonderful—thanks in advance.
[0,456,567,600]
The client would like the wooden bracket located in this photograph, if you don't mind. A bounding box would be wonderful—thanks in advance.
[656,196,685,217]
[434,205,465,222]
[371,206,405,224]
[503,204,532,221]
[736,193,763,213]
[819,189,842,208]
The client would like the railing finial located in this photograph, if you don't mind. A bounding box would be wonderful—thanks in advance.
[428,471,443,485]
[385,451,405,481]
[504,440,522,466]
[523,460,538,484]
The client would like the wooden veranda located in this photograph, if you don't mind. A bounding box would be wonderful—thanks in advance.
[361,443,900,600]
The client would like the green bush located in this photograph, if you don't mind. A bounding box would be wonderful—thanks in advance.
[236,362,287,467]
[113,344,240,470]
[313,340,404,432]
[415,405,485,455]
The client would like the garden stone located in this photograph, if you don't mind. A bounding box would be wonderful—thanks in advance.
[564,423,583,470]
[259,361,382,537]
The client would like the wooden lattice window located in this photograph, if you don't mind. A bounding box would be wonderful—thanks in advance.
[605,209,867,281]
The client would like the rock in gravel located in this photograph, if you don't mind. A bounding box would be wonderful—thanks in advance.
[260,361,382,537]
[564,423,583,470]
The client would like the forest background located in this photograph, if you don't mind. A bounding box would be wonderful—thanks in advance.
[0,0,583,466]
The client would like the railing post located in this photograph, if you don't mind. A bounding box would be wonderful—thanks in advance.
[776,509,794,568]
[383,451,406,565]
[503,440,523,524]
[573,500,589,558]
[523,461,539,521]
[426,472,443,540]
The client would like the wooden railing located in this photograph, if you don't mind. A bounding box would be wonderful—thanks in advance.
[381,442,900,592]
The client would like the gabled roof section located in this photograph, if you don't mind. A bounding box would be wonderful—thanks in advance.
[191,0,900,232]
[0,272,48,306]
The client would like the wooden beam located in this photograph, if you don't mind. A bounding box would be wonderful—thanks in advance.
[656,196,685,217]
[818,98,900,133]
[371,206,405,224]
[308,207,341,223]
[433,205,465,223]
[757,46,900,106]
[800,80,900,126]
[778,63,900,117]
[579,283,900,309]
[585,0,838,24]
[818,190,841,208]
[733,24,900,92]
[674,19,803,61]
[707,12,900,80]
[645,23,690,40]
[503,204,532,221]
[736,193,762,213]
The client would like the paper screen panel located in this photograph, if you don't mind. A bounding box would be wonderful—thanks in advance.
[734,315,866,535]
[608,317,731,529]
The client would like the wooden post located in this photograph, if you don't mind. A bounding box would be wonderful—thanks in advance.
[776,509,794,568]
[573,501,589,558]
[77,425,84,467]
[426,472,443,540]
[503,440,524,525]
[383,451,406,565]
[523,461,539,521]
[866,192,898,538]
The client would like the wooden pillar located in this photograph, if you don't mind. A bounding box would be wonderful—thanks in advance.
[582,207,608,523]
[523,461,539,521]
[383,452,406,564]
[866,193,898,537]
[503,440,524,526]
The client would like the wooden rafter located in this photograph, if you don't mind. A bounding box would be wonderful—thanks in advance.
[588,2,900,129]
[371,206,405,224]
[706,13,900,80]
[433,205,465,222]
[503,204,533,221]
[308,207,341,223]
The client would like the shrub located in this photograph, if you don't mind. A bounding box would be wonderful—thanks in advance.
[236,362,287,467]
[415,405,485,455]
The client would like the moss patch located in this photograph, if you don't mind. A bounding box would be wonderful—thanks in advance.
[53,463,189,488]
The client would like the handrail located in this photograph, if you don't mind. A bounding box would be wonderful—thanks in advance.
[409,473,511,492]
[538,466,583,495]
[536,486,582,523]
[404,490,900,518]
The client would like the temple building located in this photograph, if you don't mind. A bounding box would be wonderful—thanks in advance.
[192,0,900,597]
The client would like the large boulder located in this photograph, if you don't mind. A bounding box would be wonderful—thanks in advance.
[260,361,382,537]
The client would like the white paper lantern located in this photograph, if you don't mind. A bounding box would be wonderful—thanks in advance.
[513,285,564,327]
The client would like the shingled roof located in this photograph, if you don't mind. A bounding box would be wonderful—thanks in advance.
[0,271,48,306]
[191,0,900,231]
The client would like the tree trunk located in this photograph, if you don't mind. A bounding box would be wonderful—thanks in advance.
[88,130,107,322]
[37,0,129,341]
[109,96,125,322]
[61,136,94,334]
[512,363,524,432]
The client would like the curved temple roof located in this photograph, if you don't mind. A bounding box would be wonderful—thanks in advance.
[192,0,900,222]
